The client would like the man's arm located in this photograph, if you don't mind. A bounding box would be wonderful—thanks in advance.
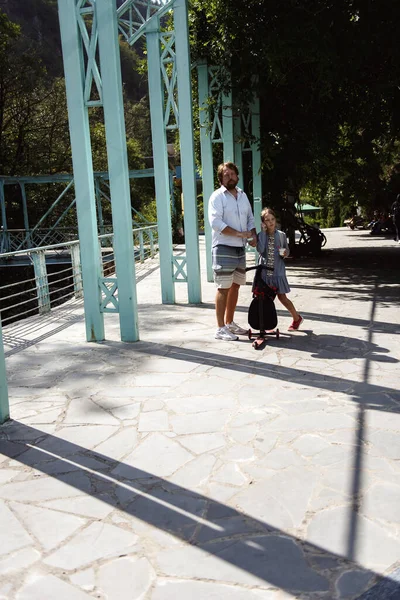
[247,227,257,247]
[209,193,252,238]
[220,225,254,239]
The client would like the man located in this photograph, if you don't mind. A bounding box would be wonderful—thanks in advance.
[208,162,257,341]
[391,194,400,243]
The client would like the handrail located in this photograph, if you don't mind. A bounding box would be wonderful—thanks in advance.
[0,224,157,258]
[0,225,159,326]
[0,170,159,252]
[0,239,80,258]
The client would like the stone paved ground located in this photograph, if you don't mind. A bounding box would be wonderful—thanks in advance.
[1,228,400,600]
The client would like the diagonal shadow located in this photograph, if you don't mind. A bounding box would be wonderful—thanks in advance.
[102,341,399,414]
[140,304,399,361]
[1,259,160,358]
[2,300,86,357]
[0,421,398,598]
[182,302,400,335]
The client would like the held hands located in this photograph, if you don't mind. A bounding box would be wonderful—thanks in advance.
[236,230,257,247]
[245,231,257,247]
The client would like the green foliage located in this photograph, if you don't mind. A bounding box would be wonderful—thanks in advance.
[139,197,157,223]
[3,0,400,237]
[197,193,204,231]
[0,6,156,231]
[190,0,400,217]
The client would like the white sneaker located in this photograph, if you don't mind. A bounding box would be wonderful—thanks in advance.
[226,321,248,335]
[215,326,239,341]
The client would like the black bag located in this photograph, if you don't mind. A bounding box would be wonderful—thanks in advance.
[247,265,278,331]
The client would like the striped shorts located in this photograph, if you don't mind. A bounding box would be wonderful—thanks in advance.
[212,245,246,288]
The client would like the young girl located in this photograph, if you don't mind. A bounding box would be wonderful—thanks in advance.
[257,207,303,331]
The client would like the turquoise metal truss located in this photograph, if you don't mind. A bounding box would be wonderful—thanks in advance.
[208,67,224,144]
[160,32,179,131]
[75,0,176,107]
[0,171,155,254]
[117,0,174,46]
[100,277,119,313]
[147,15,200,296]
[75,1,103,107]
[0,318,9,425]
[197,60,263,280]
[58,0,201,341]
[172,255,187,282]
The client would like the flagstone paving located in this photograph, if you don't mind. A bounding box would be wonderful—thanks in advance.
[1,229,400,599]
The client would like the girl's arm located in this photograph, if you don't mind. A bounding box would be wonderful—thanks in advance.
[279,230,290,257]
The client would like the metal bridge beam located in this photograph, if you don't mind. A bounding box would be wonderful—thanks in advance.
[174,0,201,303]
[147,25,175,304]
[0,320,9,425]
[97,0,139,341]
[58,0,105,342]
[197,59,214,283]
[251,94,262,219]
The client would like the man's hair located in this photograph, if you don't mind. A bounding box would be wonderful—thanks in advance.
[217,162,239,183]
[261,207,276,220]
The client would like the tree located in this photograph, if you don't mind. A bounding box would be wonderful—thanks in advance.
[0,7,157,228]
[190,0,400,219]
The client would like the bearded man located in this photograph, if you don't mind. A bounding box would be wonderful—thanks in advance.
[208,162,257,341]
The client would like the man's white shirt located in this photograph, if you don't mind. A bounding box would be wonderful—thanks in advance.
[208,185,256,248]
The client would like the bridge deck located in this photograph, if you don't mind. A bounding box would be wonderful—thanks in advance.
[1,230,400,600]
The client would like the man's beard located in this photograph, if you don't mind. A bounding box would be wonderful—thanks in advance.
[226,180,237,190]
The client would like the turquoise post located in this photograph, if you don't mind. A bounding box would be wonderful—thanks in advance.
[253,197,262,233]
[139,231,144,262]
[252,96,262,205]
[32,252,51,313]
[57,0,104,342]
[0,319,10,424]
[253,197,262,260]
[147,25,175,304]
[96,0,139,341]
[149,229,155,257]
[222,89,234,163]
[234,116,243,177]
[197,59,214,283]
[174,0,201,303]
[71,244,83,298]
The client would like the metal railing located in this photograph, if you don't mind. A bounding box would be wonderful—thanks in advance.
[0,170,158,254]
[0,228,79,253]
[0,225,158,326]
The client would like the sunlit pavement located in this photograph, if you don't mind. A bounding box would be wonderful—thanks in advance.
[1,228,400,600]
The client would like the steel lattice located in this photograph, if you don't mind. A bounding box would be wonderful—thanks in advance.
[73,0,176,107]
[76,1,103,106]
[208,66,224,143]
[160,32,179,130]
[117,0,174,46]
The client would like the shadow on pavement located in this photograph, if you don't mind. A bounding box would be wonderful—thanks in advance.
[0,422,399,599]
